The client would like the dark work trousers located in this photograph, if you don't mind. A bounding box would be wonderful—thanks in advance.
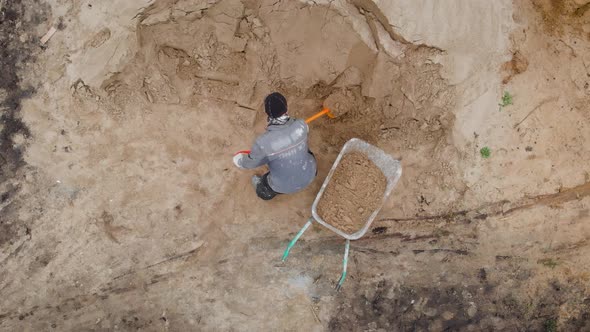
[255,150,317,200]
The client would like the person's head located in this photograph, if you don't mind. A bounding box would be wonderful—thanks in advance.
[264,92,287,119]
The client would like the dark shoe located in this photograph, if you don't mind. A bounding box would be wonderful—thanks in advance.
[254,173,277,200]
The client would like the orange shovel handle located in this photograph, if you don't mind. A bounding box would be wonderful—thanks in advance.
[305,108,333,124]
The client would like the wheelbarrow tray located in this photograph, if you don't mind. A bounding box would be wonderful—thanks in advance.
[311,138,402,240]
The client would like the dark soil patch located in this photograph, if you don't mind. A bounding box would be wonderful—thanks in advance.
[0,0,49,183]
[501,51,529,84]
[0,0,49,247]
[328,278,590,331]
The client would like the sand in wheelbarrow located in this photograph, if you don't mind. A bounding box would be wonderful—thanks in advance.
[317,152,387,234]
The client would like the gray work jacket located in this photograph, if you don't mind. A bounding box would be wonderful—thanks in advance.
[241,118,317,194]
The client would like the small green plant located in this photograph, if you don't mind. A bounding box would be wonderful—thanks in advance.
[544,318,557,332]
[524,301,534,316]
[499,91,513,110]
[538,258,558,268]
[480,146,491,159]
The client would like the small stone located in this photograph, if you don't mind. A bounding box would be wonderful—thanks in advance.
[238,19,250,34]
[252,27,265,39]
[424,307,438,317]
[343,215,353,225]
[186,11,203,20]
[252,17,263,27]
[230,37,247,52]
[467,304,477,318]
[462,290,473,299]
[442,311,454,320]
[145,90,154,103]
[141,9,171,26]
[171,9,186,19]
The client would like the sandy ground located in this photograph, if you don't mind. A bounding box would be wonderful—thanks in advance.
[0,0,589,330]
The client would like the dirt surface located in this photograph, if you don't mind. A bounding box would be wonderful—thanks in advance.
[317,152,386,234]
[0,0,589,330]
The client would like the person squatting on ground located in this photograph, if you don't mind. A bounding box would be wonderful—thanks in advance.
[233,92,317,200]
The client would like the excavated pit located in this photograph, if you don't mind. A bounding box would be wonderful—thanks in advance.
[103,0,460,212]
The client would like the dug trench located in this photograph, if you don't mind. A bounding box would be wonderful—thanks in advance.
[1,0,589,330]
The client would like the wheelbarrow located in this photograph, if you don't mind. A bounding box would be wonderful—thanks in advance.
[281,138,402,290]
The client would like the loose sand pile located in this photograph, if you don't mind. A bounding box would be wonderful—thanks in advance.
[322,88,361,118]
[317,152,387,234]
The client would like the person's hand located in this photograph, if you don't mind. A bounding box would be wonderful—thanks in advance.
[233,153,247,169]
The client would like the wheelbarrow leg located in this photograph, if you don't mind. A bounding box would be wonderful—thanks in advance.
[336,239,350,291]
[281,218,313,262]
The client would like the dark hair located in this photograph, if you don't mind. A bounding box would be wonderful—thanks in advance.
[264,92,287,118]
